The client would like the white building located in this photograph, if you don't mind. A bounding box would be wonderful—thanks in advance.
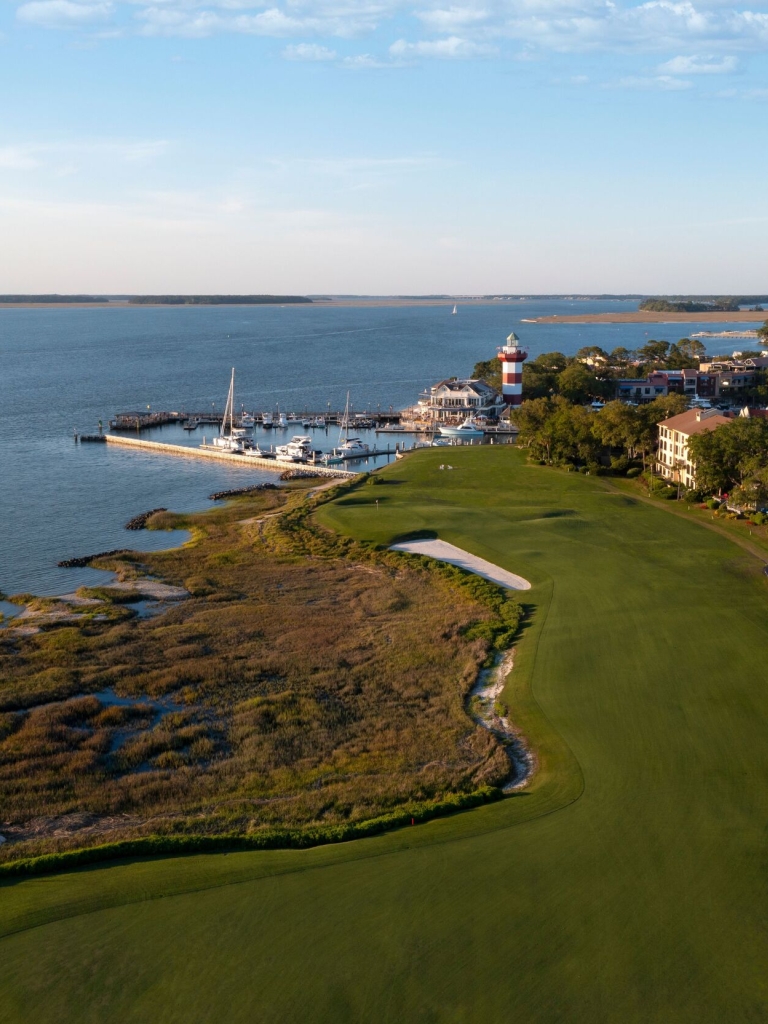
[414,378,505,424]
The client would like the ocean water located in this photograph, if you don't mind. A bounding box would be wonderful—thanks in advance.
[0,299,752,596]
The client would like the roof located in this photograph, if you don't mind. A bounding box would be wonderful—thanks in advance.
[658,409,731,436]
[433,378,497,396]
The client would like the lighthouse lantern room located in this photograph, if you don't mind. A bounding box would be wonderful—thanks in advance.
[497,332,528,407]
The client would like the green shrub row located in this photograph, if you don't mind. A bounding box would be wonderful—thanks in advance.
[0,786,503,879]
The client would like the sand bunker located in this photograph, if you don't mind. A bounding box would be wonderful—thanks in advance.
[391,539,531,591]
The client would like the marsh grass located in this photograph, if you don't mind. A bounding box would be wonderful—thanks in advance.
[0,480,521,861]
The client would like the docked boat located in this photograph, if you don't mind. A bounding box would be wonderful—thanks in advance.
[439,417,485,439]
[337,437,370,457]
[182,418,199,430]
[275,435,315,462]
[211,369,246,452]
[325,393,370,460]
[261,412,273,428]
[240,411,255,428]
[245,444,275,459]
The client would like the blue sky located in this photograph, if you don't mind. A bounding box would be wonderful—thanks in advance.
[1,0,768,292]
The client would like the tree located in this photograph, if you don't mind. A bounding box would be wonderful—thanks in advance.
[557,363,612,404]
[676,338,706,361]
[593,402,644,458]
[472,358,501,393]
[637,340,670,365]
[522,353,568,400]
[576,346,610,364]
[687,418,768,495]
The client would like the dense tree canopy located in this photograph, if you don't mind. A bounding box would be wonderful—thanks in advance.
[511,395,687,469]
[687,418,768,500]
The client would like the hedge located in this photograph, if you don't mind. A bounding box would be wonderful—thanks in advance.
[0,786,503,879]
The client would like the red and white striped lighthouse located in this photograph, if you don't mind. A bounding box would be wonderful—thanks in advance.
[497,332,528,406]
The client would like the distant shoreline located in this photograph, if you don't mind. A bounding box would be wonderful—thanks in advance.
[533,310,768,325]
[1,298,524,310]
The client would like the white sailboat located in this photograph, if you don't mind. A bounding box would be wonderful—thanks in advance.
[451,304,458,315]
[212,368,246,452]
[328,392,370,459]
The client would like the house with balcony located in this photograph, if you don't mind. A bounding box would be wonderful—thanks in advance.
[413,378,505,424]
[657,408,732,490]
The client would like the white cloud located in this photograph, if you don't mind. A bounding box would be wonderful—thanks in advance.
[657,53,739,72]
[614,72,693,87]
[0,145,42,169]
[415,6,490,33]
[17,0,112,27]
[282,41,337,59]
[338,52,398,67]
[389,35,497,57]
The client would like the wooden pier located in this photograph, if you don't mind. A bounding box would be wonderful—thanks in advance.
[100,435,358,478]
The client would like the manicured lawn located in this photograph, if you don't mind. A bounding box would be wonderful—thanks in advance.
[2,446,768,1023]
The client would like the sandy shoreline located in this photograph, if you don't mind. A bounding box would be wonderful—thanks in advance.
[533,310,768,325]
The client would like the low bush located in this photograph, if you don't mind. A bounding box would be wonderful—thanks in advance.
[626,467,642,478]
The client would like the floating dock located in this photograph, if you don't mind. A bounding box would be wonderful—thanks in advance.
[100,435,358,478]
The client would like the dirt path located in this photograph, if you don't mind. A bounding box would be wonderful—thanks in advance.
[390,539,531,590]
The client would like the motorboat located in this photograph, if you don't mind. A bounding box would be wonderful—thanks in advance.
[275,435,314,462]
[182,418,199,430]
[245,444,275,459]
[439,417,485,439]
[240,411,255,428]
[261,412,273,428]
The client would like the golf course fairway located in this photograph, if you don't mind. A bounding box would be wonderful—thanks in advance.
[2,446,768,1023]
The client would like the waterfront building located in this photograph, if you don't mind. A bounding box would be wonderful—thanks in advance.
[656,408,731,490]
[415,378,505,425]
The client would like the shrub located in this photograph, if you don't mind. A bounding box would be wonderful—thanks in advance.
[610,455,630,475]
[751,512,767,526]
[706,498,721,510]
[626,467,642,478]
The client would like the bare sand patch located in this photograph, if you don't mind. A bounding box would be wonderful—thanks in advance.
[391,539,531,591]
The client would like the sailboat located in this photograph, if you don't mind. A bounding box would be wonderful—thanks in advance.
[451,304,458,315]
[325,392,370,461]
[211,368,246,452]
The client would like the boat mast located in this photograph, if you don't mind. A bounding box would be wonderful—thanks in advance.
[338,391,351,444]
[230,368,235,437]
[221,368,234,438]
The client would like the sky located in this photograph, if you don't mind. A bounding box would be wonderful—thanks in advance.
[1,0,768,293]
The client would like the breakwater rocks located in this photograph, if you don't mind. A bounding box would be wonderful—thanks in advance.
[208,483,278,501]
[279,469,324,480]
[57,549,130,568]
[125,508,167,531]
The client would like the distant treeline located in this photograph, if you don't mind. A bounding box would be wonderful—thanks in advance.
[128,295,313,305]
[0,294,103,303]
[639,296,768,313]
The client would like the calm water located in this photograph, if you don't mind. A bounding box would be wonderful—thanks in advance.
[0,299,751,596]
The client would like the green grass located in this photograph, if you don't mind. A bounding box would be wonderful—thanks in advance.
[2,446,768,1022]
